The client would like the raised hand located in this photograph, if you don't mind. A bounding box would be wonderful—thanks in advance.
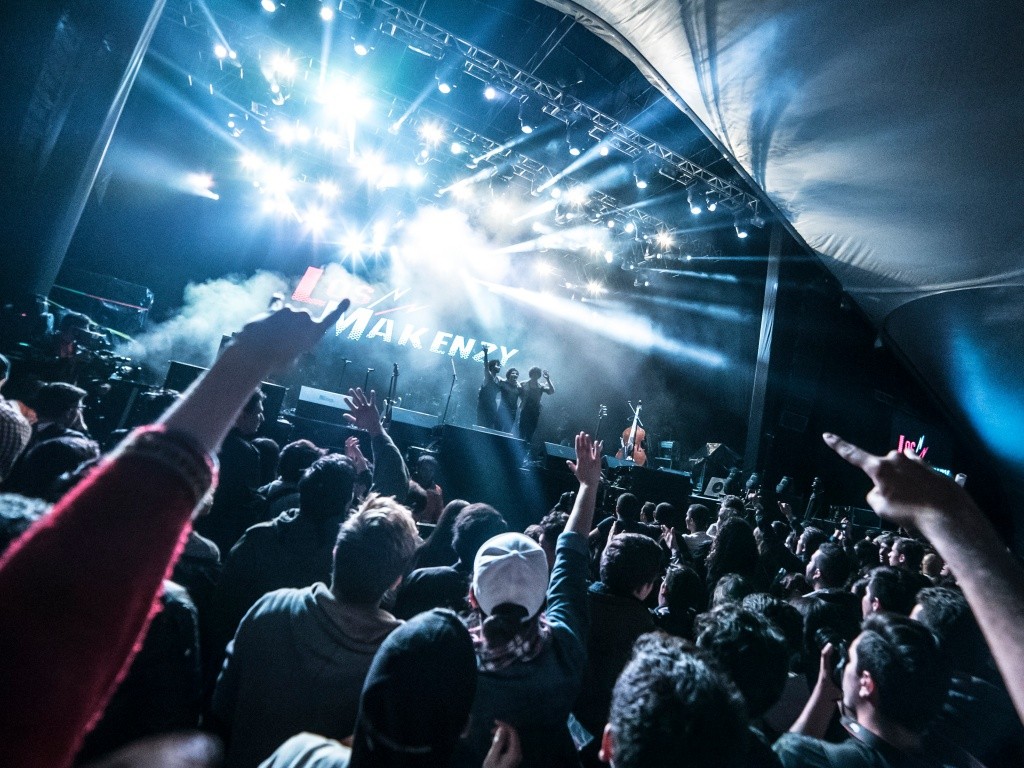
[343,387,383,436]
[345,436,369,473]
[482,721,522,768]
[822,432,975,531]
[567,431,603,487]
[231,301,349,374]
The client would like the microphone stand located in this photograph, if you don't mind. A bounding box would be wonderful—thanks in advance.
[382,363,398,428]
[363,367,374,392]
[338,359,351,392]
[440,357,458,426]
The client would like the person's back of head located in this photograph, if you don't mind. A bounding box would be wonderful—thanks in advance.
[687,503,713,532]
[451,503,508,567]
[850,612,948,733]
[863,566,914,616]
[615,492,641,523]
[278,439,325,483]
[471,532,549,647]
[913,586,990,678]
[741,593,804,665]
[12,436,100,501]
[600,533,662,598]
[331,494,418,605]
[707,517,758,584]
[853,538,880,572]
[653,502,683,530]
[0,493,51,555]
[603,633,748,768]
[711,573,753,607]
[662,566,705,617]
[299,454,356,520]
[719,495,745,518]
[251,437,280,486]
[538,509,569,571]
[695,604,790,718]
[349,609,476,768]
[33,382,86,424]
[797,526,827,561]
[808,541,852,590]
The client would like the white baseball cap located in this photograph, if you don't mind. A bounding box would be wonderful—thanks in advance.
[472,533,550,619]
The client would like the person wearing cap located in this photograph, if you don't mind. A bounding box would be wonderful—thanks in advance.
[258,609,522,768]
[456,432,603,768]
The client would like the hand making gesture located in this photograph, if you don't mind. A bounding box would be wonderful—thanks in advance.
[343,387,383,436]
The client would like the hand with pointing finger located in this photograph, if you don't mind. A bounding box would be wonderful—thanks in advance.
[821,432,977,532]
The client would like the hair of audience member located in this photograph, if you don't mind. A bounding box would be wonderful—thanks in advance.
[331,494,418,605]
[481,602,531,647]
[706,517,759,588]
[854,612,949,732]
[853,539,881,572]
[277,439,325,483]
[600,533,662,598]
[414,499,470,569]
[921,552,944,580]
[242,389,265,413]
[741,593,804,665]
[32,382,87,421]
[130,389,180,426]
[523,524,543,543]
[914,586,991,678]
[711,573,754,608]
[864,566,915,615]
[663,566,706,618]
[813,541,853,589]
[451,503,508,567]
[774,572,810,600]
[0,353,10,381]
[799,527,827,559]
[606,633,748,768]
[893,537,926,571]
[12,436,101,501]
[554,490,576,512]
[641,501,656,524]
[615,492,641,522]
[251,437,280,486]
[770,520,790,542]
[348,609,476,768]
[298,454,356,520]
[539,509,568,546]
[654,502,684,530]
[695,604,790,718]
[0,493,51,555]
[801,592,862,680]
[687,503,713,531]
[719,495,745,517]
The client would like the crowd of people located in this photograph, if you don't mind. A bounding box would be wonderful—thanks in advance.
[1,303,1024,768]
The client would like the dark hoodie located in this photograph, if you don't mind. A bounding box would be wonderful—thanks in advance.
[257,609,477,768]
[212,584,402,768]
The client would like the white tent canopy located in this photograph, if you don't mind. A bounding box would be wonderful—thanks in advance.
[539,0,1024,486]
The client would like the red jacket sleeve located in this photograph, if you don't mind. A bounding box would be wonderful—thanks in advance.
[0,426,216,768]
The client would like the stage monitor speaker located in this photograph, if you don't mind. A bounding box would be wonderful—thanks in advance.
[387,407,438,451]
[543,442,576,473]
[627,466,692,507]
[164,361,286,423]
[437,424,531,527]
[704,476,727,497]
[296,385,350,424]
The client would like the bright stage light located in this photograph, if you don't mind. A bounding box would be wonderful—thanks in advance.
[342,231,368,259]
[303,206,331,233]
[214,43,228,59]
[705,192,718,212]
[261,0,277,12]
[565,186,588,206]
[270,55,296,78]
[437,80,452,94]
[417,121,445,146]
[450,141,465,155]
[549,187,562,200]
[318,79,372,120]
[320,4,335,21]
[317,180,340,199]
[604,250,615,264]
[371,221,389,249]
[569,147,581,157]
[534,260,553,275]
[598,145,610,157]
[449,182,474,202]
[586,280,606,295]
[405,167,426,187]
[655,230,674,249]
[623,221,636,234]
[687,187,702,215]
[484,86,497,100]
[185,172,218,199]
[607,220,616,228]
[488,199,512,220]
[520,123,534,134]
[240,152,263,171]
[261,164,295,197]
[354,43,369,56]
[635,178,648,190]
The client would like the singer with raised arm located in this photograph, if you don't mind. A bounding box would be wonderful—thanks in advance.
[477,344,501,429]
[517,367,554,445]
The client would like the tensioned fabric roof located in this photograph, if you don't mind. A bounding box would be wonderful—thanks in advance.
[539,0,1024,496]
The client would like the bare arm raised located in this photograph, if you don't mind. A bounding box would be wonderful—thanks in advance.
[823,432,1024,725]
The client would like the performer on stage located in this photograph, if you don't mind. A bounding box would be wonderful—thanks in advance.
[497,367,521,432]
[476,346,501,429]
[517,367,554,444]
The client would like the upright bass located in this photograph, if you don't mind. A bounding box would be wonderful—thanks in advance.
[615,401,647,466]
